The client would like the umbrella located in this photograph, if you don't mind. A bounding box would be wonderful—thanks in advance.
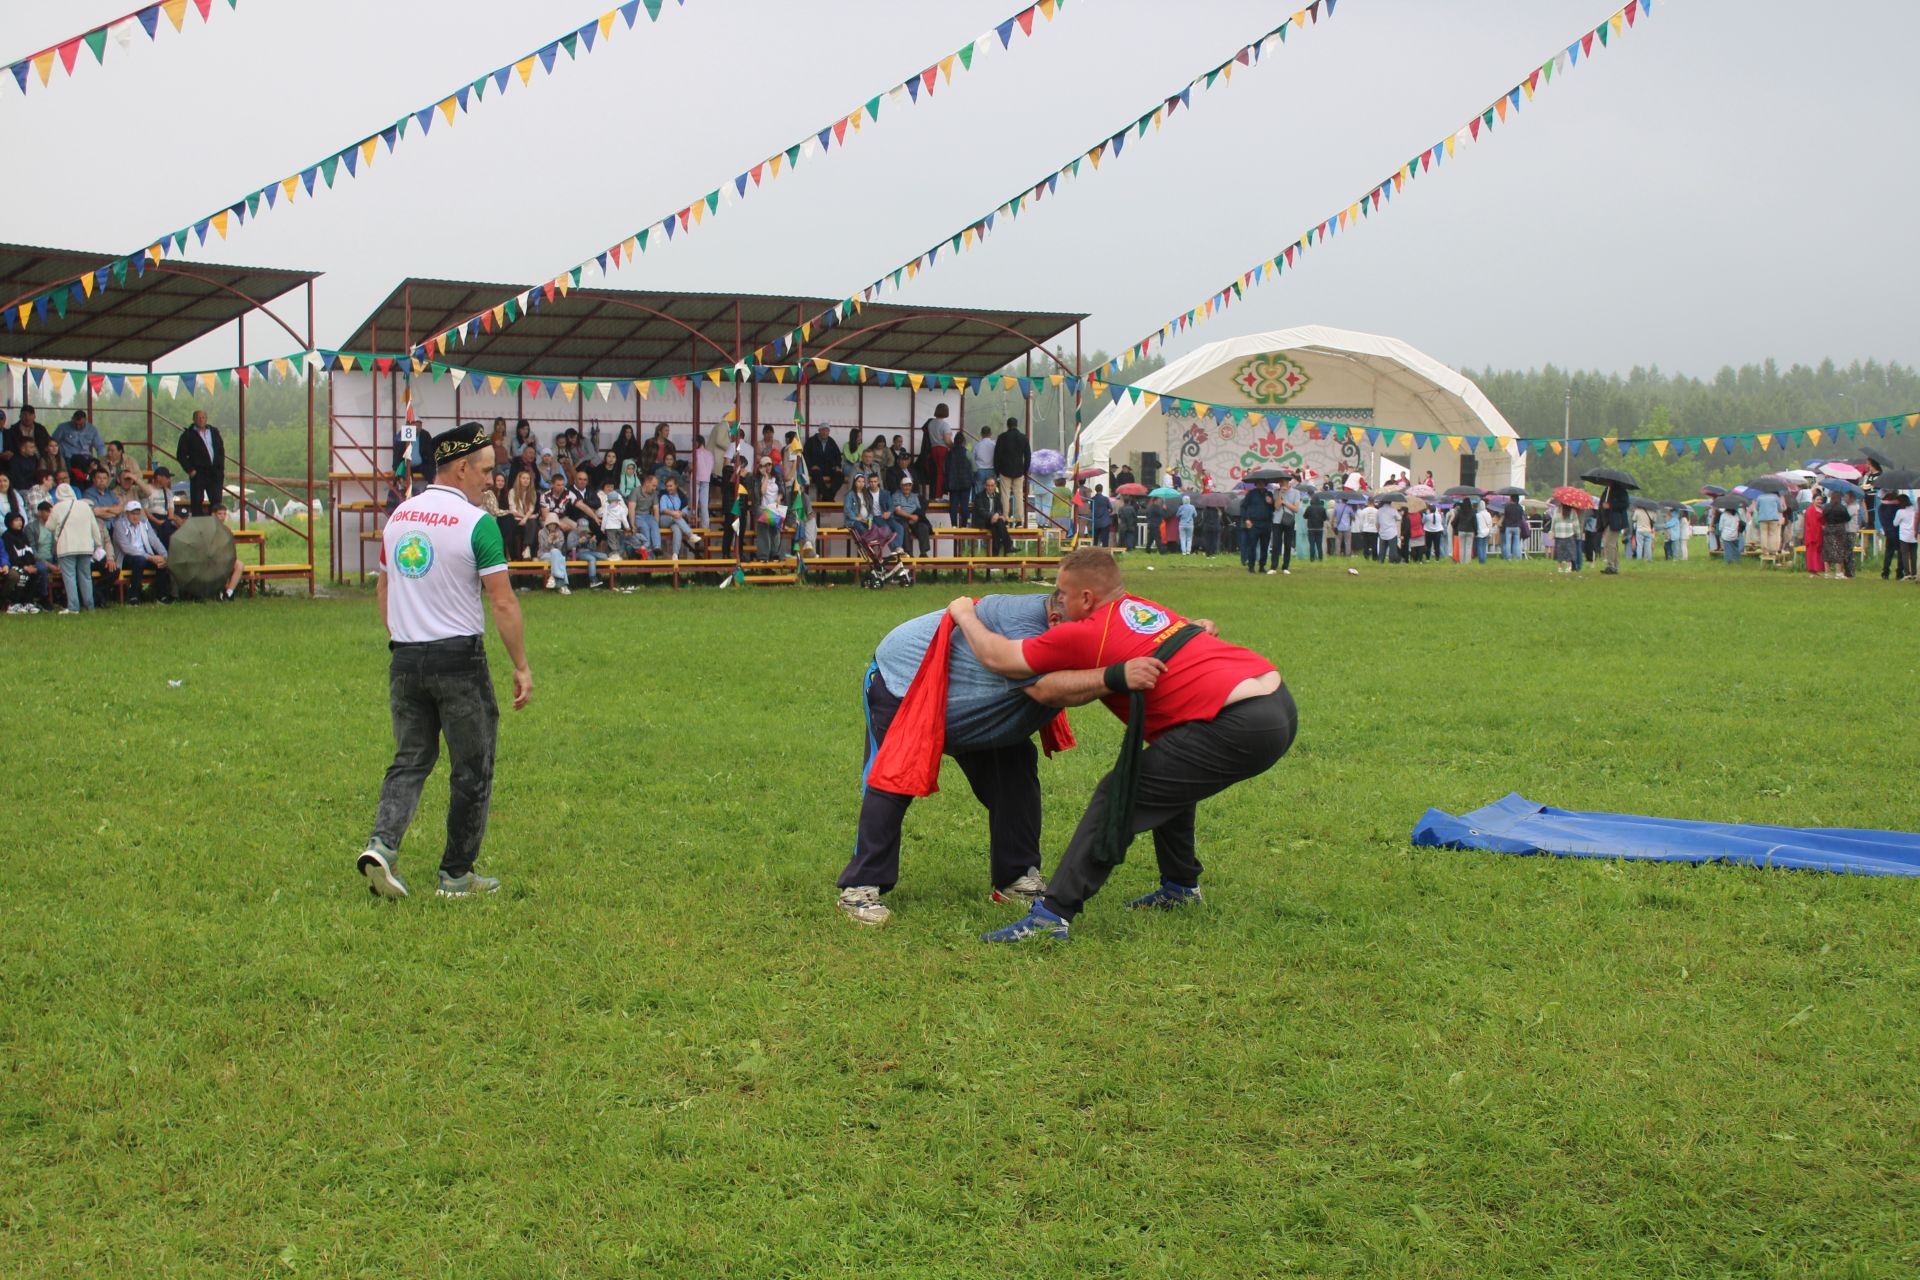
[1875,469,1920,490]
[1444,485,1484,498]
[1149,486,1182,499]
[1028,448,1066,477]
[1071,464,1106,481]
[1405,496,1429,514]
[1340,494,1369,505]
[1581,467,1639,490]
[1374,492,1407,505]
[166,516,238,599]
[1700,485,1727,497]
[1860,446,1896,468]
[1817,478,1863,497]
[1407,483,1436,498]
[1712,493,1752,511]
[1243,467,1293,483]
[1745,476,1790,494]
[1495,486,1528,498]
[1115,482,1149,497]
[1520,498,1552,513]
[1779,468,1818,482]
[1629,496,1664,511]
[1551,486,1597,510]
[1195,492,1234,509]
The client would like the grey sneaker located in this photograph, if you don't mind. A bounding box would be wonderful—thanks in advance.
[358,844,408,899]
[436,870,501,898]
[990,869,1047,905]
[838,885,891,925]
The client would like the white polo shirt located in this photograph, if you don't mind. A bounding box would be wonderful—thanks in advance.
[381,483,507,643]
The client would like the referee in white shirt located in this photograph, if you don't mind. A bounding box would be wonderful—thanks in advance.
[358,422,533,900]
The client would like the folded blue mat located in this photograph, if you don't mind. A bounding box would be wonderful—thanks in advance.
[1412,793,1920,877]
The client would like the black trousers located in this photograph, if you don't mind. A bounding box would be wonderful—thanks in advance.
[1268,523,1293,571]
[371,635,499,878]
[1044,685,1298,920]
[1882,510,1900,578]
[189,470,222,516]
[838,664,1043,894]
[122,554,171,601]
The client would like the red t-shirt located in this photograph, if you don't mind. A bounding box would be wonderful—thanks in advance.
[1020,594,1277,740]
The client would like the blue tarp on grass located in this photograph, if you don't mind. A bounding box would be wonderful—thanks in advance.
[1411,793,1920,878]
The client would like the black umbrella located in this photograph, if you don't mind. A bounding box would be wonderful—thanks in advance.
[1861,446,1896,468]
[1629,496,1664,511]
[1444,485,1484,498]
[1876,469,1920,490]
[1711,494,1752,511]
[1745,475,1790,494]
[1374,492,1408,504]
[1581,467,1639,490]
[166,516,238,599]
[1494,486,1527,497]
[1700,485,1727,497]
[1243,468,1292,483]
[1194,492,1234,509]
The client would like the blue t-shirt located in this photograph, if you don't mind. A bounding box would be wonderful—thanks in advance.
[1753,493,1782,522]
[875,594,1054,751]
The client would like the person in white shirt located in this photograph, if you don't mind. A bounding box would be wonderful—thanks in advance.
[360,422,532,902]
[971,426,998,505]
[1356,501,1379,560]
[1473,503,1493,565]
[1894,497,1917,580]
[1376,502,1403,564]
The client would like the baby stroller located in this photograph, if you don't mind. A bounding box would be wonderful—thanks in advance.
[855,524,914,589]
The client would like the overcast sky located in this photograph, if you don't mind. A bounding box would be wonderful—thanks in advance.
[6,0,1916,380]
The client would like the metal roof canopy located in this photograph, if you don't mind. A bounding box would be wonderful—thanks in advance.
[337,278,1086,380]
[0,241,320,367]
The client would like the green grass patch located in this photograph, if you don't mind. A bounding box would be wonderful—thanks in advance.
[3,555,1916,1277]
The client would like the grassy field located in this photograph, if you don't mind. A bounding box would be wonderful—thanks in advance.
[4,554,1916,1278]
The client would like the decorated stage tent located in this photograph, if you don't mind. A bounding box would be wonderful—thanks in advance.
[1075,325,1523,493]
[329,279,1083,579]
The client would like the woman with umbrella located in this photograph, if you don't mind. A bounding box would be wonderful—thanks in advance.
[1548,486,1592,574]
[1804,488,1826,576]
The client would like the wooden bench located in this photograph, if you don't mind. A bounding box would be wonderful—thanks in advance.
[241,563,314,595]
[504,557,738,590]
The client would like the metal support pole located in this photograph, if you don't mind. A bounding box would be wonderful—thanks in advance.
[1563,387,1571,487]
[144,361,154,472]
[306,280,315,592]
[237,316,247,529]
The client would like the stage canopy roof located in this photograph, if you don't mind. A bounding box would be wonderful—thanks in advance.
[0,242,319,367]
[336,279,1085,380]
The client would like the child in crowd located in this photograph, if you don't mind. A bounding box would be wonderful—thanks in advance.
[537,513,572,596]
[1550,502,1582,574]
[598,477,635,558]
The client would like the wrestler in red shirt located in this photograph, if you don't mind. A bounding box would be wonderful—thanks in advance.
[948,547,1298,942]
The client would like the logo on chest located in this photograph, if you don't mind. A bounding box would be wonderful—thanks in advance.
[1119,601,1170,636]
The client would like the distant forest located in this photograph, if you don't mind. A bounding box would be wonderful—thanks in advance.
[22,353,1918,499]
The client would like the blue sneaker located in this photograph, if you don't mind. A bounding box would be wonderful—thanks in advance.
[436,870,502,898]
[981,901,1069,944]
[1126,880,1203,910]
[357,844,408,899]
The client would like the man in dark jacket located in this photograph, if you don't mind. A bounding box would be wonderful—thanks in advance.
[992,416,1030,522]
[176,409,226,516]
[1242,485,1275,573]
[802,424,843,502]
[1598,481,1629,574]
[944,428,975,523]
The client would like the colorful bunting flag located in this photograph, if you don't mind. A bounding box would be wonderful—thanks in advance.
[6,0,238,102]
[412,1,1067,362]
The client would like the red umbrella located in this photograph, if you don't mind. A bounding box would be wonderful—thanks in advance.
[1551,485,1597,510]
[1116,482,1149,497]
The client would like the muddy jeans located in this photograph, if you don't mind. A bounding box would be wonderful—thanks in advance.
[370,635,499,877]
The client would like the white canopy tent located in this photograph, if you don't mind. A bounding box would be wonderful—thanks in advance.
[1075,325,1523,493]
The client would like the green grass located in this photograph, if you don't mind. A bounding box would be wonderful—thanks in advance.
[4,554,1917,1278]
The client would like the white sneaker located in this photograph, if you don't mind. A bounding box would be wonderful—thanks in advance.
[558,584,572,596]
[544,574,555,590]
[991,869,1047,905]
[1282,568,1291,575]
[1265,569,1277,576]
[837,885,891,926]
